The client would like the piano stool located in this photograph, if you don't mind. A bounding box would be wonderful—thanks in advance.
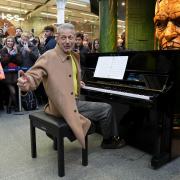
[29,111,95,177]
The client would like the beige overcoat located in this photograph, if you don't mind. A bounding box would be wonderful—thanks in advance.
[25,44,91,148]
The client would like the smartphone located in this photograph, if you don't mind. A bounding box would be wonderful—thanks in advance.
[24,42,28,48]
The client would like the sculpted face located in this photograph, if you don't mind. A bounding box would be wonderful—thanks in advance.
[154,0,180,50]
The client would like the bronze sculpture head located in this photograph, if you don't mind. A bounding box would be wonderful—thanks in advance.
[154,0,180,49]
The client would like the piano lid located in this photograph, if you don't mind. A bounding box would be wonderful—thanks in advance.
[82,50,180,91]
[83,50,176,74]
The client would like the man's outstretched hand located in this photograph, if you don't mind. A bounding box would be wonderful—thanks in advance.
[17,70,31,92]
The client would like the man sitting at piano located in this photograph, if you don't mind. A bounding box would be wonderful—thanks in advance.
[17,23,125,149]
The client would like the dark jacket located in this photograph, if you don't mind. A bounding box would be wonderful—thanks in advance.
[0,47,22,84]
[15,36,21,45]
[74,45,90,68]
[42,36,56,53]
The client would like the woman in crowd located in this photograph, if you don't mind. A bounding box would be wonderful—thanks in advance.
[91,39,100,53]
[0,36,22,113]
[117,32,125,51]
[34,36,44,55]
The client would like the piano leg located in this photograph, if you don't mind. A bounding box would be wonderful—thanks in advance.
[150,105,172,169]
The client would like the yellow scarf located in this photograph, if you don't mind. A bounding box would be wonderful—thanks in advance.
[70,54,78,96]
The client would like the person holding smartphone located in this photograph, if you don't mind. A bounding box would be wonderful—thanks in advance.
[17,32,40,68]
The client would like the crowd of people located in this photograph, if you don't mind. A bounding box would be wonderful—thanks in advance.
[0,22,127,150]
[0,23,126,114]
[0,24,102,114]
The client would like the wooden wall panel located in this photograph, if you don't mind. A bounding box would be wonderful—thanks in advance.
[126,0,156,50]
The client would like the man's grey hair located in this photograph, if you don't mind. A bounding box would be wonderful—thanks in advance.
[57,23,75,33]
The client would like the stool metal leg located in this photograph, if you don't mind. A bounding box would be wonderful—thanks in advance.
[53,137,57,151]
[30,120,37,158]
[57,136,65,177]
[82,135,88,166]
[17,70,22,112]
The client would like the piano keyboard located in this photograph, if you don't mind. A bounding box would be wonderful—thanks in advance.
[82,85,152,100]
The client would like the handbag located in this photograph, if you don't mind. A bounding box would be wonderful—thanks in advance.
[21,91,38,111]
[0,62,5,80]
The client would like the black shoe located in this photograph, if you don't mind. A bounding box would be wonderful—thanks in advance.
[101,137,126,149]
[0,104,4,110]
[14,107,19,112]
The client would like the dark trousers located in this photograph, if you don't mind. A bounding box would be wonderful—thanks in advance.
[76,100,118,139]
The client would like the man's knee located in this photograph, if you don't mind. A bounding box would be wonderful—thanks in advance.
[102,103,112,114]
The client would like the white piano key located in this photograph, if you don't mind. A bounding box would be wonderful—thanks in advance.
[82,85,151,100]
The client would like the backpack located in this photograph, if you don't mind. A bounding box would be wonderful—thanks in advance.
[21,91,38,111]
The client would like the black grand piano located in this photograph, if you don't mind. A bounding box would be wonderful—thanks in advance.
[81,50,180,169]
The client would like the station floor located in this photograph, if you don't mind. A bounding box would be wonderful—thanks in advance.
[0,108,180,180]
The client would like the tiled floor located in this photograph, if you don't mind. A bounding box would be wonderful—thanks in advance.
[0,109,180,180]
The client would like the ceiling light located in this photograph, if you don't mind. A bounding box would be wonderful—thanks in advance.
[67,2,87,7]
[0,5,27,13]
[121,2,125,6]
[80,12,98,17]
[41,12,57,17]
[17,17,24,21]
[5,0,33,6]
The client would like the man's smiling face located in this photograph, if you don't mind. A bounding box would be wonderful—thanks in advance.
[57,29,75,53]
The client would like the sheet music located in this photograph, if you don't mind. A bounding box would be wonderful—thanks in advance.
[94,56,128,80]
